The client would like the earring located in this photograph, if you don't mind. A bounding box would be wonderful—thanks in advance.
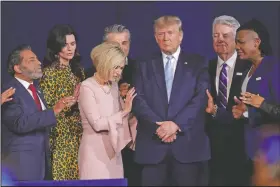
[55,54,59,60]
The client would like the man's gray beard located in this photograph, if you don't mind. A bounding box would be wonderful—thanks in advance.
[31,73,43,80]
[21,70,43,80]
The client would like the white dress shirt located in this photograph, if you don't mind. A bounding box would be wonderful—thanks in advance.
[162,46,181,77]
[125,57,128,65]
[15,77,46,110]
[215,51,238,100]
[241,69,252,118]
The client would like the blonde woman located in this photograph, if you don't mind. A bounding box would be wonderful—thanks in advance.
[78,42,136,179]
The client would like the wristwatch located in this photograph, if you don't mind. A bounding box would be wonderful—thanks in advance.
[212,104,218,117]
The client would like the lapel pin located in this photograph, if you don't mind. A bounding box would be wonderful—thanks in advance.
[236,72,242,76]
[184,62,188,64]
[256,77,262,81]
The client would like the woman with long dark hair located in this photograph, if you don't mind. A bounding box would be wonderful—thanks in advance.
[39,24,85,180]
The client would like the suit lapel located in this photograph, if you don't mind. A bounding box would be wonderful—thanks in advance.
[228,59,251,104]
[35,81,48,108]
[248,56,269,94]
[169,52,185,105]
[13,78,39,111]
[250,57,269,81]
[209,58,218,101]
[246,57,270,125]
[169,52,194,108]
[151,54,168,104]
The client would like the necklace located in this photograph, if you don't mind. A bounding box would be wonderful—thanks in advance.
[94,73,112,94]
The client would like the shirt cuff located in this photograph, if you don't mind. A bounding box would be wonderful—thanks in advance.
[243,111,249,118]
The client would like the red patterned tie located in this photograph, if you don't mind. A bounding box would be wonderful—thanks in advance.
[28,84,42,111]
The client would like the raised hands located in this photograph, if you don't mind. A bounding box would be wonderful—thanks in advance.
[205,89,216,114]
[120,83,130,99]
[232,96,248,119]
[1,87,16,105]
[53,96,77,115]
[240,92,264,108]
[122,87,137,116]
[60,83,81,108]
[73,83,81,100]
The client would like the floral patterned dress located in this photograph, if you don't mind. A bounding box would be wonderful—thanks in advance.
[39,62,84,180]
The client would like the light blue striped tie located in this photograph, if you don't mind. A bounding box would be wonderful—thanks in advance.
[164,55,174,102]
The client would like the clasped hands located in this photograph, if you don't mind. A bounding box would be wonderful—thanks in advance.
[155,121,180,143]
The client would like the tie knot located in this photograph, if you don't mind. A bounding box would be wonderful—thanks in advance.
[28,84,36,92]
[166,55,173,61]
[222,63,228,69]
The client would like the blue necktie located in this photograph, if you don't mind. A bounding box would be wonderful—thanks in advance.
[218,63,228,108]
[164,56,174,102]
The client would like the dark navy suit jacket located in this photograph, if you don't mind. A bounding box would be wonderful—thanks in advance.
[132,50,211,164]
[1,77,57,181]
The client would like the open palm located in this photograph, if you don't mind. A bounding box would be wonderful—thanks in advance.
[206,89,215,114]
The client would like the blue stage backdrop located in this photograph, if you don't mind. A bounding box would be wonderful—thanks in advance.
[1,2,280,83]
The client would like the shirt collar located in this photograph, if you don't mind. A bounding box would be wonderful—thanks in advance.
[125,57,128,65]
[217,51,237,69]
[15,76,33,89]
[162,46,181,61]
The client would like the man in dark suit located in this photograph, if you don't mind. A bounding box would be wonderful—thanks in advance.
[132,15,210,186]
[1,44,76,181]
[85,24,136,98]
[205,15,251,186]
[85,24,136,87]
[85,24,140,186]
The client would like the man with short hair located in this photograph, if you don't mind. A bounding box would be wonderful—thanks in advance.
[86,24,135,95]
[205,15,251,185]
[1,44,76,181]
[103,24,136,98]
[133,15,210,186]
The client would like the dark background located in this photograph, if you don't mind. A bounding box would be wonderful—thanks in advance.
[1,1,279,83]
